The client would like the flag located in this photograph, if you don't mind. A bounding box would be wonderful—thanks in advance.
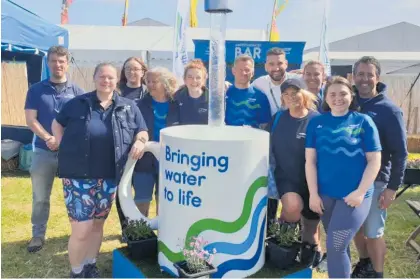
[269,0,288,41]
[60,0,73,24]
[122,0,129,26]
[173,0,190,84]
[319,0,331,76]
[189,0,198,27]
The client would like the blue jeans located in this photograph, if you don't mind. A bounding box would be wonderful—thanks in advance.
[29,148,58,238]
[321,195,372,278]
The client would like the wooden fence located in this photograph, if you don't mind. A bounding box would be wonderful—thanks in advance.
[1,62,29,126]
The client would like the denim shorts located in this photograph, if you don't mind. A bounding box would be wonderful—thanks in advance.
[63,178,117,222]
[363,181,388,238]
[132,172,158,203]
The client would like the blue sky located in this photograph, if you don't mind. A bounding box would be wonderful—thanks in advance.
[11,0,420,48]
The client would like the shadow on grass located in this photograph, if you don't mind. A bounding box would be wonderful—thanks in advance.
[1,235,117,278]
[2,170,31,178]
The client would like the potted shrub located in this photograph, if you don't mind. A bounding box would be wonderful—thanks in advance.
[266,221,301,270]
[174,236,217,278]
[405,159,420,185]
[123,219,157,260]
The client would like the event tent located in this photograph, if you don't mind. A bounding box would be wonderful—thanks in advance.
[1,0,69,143]
[1,0,69,85]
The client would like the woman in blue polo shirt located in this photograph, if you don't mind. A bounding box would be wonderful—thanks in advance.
[268,78,322,266]
[52,63,148,278]
[174,59,209,125]
[118,57,148,101]
[305,76,382,278]
[135,67,180,217]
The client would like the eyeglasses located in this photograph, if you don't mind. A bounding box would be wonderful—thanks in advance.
[124,67,143,72]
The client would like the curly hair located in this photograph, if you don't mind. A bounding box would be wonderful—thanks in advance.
[146,67,179,99]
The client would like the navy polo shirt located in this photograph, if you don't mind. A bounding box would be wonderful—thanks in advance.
[56,92,148,179]
[175,87,209,125]
[120,84,147,102]
[88,96,116,178]
[24,79,85,150]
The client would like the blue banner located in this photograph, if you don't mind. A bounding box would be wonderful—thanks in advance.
[193,40,306,83]
[194,40,305,65]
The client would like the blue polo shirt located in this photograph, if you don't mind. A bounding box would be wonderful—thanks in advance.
[225,85,271,128]
[152,99,169,141]
[175,87,208,125]
[24,79,85,150]
[306,111,382,199]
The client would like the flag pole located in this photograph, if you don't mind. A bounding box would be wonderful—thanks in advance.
[269,0,277,41]
[122,0,129,26]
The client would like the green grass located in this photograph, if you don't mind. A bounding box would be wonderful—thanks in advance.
[1,170,420,278]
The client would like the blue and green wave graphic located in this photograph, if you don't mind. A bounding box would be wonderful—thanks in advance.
[158,176,267,266]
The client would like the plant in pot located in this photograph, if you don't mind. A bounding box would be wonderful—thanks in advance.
[123,219,157,260]
[405,159,420,185]
[266,221,301,269]
[173,236,218,278]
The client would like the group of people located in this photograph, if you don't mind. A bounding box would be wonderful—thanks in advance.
[23,45,408,279]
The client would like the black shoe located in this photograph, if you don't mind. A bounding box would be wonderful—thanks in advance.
[351,260,375,278]
[300,242,322,267]
[27,237,45,253]
[70,270,85,278]
[84,263,100,278]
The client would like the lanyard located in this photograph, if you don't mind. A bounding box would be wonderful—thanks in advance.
[268,83,281,111]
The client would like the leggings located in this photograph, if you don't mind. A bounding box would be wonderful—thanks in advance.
[321,195,372,278]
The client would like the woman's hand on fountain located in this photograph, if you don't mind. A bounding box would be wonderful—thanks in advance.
[129,139,146,160]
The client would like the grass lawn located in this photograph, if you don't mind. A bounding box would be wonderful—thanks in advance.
[1,167,420,278]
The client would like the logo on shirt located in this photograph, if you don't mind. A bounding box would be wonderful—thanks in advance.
[198,108,207,113]
[317,125,323,129]
[248,98,256,102]
[296,132,306,139]
[367,111,377,118]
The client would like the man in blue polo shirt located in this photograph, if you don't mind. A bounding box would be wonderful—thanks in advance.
[225,55,271,129]
[24,46,84,253]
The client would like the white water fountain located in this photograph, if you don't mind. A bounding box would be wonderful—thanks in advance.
[118,1,269,277]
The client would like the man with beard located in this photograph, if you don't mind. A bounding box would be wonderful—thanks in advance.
[24,46,85,253]
[351,56,408,278]
[252,47,301,116]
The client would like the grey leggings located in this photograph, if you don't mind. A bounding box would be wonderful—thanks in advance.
[321,195,372,278]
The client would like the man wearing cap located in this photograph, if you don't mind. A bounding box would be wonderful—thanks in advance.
[225,54,271,129]
[252,47,301,116]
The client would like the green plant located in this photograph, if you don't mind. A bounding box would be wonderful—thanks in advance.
[123,219,154,241]
[181,236,216,273]
[407,159,420,169]
[268,221,300,247]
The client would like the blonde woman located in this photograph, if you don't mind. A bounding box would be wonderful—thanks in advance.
[134,67,180,217]
[267,78,323,266]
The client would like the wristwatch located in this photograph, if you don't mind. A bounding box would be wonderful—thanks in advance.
[137,137,147,144]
